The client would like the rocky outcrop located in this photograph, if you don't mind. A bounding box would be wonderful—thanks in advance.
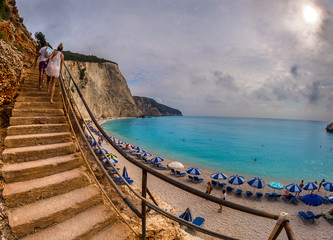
[0,0,37,126]
[326,122,333,132]
[62,61,143,119]
[133,96,182,116]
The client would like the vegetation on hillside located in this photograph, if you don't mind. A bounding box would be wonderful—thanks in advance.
[0,0,11,20]
[63,50,117,64]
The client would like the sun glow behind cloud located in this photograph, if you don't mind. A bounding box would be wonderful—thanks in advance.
[302,5,319,24]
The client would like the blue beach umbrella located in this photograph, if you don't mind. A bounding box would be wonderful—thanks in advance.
[268,182,284,191]
[179,208,192,222]
[302,194,323,206]
[140,152,152,157]
[122,167,129,179]
[210,172,227,180]
[228,175,245,185]
[151,157,164,163]
[135,149,145,154]
[247,177,265,189]
[97,148,108,155]
[285,183,302,193]
[303,182,318,192]
[186,167,202,175]
[323,182,333,192]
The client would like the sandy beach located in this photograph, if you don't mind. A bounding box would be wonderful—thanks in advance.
[90,120,333,240]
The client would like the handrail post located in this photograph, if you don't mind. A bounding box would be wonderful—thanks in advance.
[142,169,148,239]
[268,212,288,240]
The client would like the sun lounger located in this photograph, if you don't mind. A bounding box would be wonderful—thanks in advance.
[187,217,205,230]
[256,192,263,199]
[176,170,186,177]
[273,194,281,200]
[170,169,176,174]
[307,211,322,220]
[112,176,134,184]
[282,194,293,201]
[188,175,194,181]
[265,193,273,199]
[298,211,314,222]
[211,180,219,188]
[246,191,253,197]
[218,182,226,188]
[193,176,203,183]
[236,189,242,195]
[291,196,299,204]
[226,186,234,193]
[322,211,333,223]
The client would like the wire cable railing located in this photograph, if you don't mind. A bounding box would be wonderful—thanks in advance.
[61,62,296,240]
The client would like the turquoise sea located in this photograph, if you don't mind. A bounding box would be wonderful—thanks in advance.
[102,116,333,183]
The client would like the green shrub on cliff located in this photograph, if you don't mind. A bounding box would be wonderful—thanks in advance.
[63,50,117,64]
[0,0,11,20]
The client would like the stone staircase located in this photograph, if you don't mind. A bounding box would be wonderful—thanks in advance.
[1,69,123,239]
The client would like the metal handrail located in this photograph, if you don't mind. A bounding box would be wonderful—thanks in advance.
[61,61,295,240]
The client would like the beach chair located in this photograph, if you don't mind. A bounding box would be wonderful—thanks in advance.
[246,191,253,197]
[218,182,226,188]
[298,211,313,222]
[307,211,322,221]
[256,192,263,199]
[282,194,293,201]
[187,217,205,231]
[193,176,203,183]
[322,211,333,223]
[188,175,194,181]
[211,180,219,188]
[226,186,234,193]
[236,189,242,196]
[273,194,281,200]
[170,169,176,174]
[291,196,299,204]
[265,193,274,200]
[112,176,134,184]
[176,170,186,177]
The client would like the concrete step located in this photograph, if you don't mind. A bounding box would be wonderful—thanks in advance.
[16,95,61,102]
[2,153,82,183]
[3,167,90,208]
[90,221,130,240]
[2,142,75,163]
[14,101,63,109]
[12,108,64,117]
[8,185,103,238]
[10,116,67,125]
[5,132,72,147]
[7,123,69,136]
[21,204,117,240]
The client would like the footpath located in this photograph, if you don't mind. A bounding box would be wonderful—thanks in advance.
[1,68,126,239]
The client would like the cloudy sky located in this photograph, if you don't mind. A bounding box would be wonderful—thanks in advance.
[16,0,333,121]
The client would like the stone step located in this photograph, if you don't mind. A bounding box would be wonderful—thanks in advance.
[18,91,61,97]
[10,116,67,125]
[3,167,90,208]
[21,204,117,240]
[14,101,63,109]
[90,221,129,240]
[8,185,103,238]
[11,108,64,117]
[5,132,72,147]
[2,142,75,163]
[16,95,61,102]
[7,123,69,136]
[2,154,82,183]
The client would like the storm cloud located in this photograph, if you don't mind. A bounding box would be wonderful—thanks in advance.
[16,0,333,121]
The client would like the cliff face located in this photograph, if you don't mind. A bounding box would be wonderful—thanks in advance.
[62,61,143,119]
[133,96,182,116]
[0,0,37,126]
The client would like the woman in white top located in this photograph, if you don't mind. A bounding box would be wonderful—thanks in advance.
[45,43,64,103]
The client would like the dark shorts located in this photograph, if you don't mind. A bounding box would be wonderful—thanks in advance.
[39,61,47,70]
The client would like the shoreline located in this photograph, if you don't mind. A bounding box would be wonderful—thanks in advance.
[98,117,325,186]
[91,119,333,240]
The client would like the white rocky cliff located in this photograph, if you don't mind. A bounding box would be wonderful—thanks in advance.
[62,61,142,119]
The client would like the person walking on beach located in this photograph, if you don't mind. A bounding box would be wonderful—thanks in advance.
[218,189,227,213]
[296,180,304,197]
[45,43,64,104]
[206,181,213,194]
[318,179,325,192]
[34,42,50,90]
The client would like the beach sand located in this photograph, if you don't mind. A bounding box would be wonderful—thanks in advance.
[91,120,333,240]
